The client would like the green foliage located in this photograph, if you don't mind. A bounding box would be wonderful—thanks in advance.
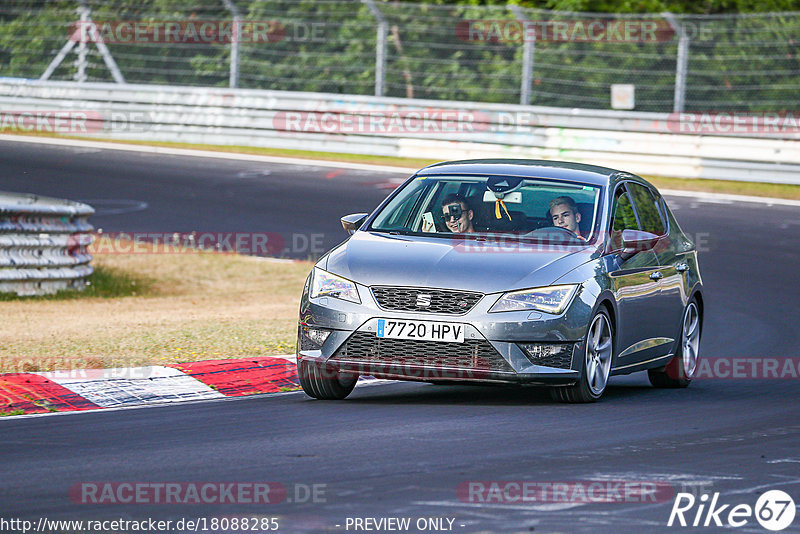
[0,0,798,111]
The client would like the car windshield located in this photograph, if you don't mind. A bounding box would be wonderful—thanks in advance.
[369,175,602,244]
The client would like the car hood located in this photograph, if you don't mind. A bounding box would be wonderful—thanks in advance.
[323,231,596,294]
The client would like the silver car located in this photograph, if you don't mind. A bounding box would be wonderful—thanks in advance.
[296,160,703,402]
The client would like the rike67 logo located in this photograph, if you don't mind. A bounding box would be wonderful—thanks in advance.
[668,490,796,531]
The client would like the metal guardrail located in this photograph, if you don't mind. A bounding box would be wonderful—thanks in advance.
[0,191,94,296]
[0,78,799,184]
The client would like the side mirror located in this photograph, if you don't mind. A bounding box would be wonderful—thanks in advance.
[620,229,660,260]
[341,213,368,235]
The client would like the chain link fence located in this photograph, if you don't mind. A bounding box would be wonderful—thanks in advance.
[0,0,798,112]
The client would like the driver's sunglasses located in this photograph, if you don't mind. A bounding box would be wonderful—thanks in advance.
[442,204,464,221]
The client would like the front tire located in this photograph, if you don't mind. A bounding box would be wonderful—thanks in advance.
[298,359,358,400]
[551,308,614,403]
[649,300,701,388]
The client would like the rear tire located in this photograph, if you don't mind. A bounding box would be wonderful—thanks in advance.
[298,359,358,400]
[550,308,614,403]
[649,300,701,388]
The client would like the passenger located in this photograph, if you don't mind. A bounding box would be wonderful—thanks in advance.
[441,193,475,233]
[549,196,584,239]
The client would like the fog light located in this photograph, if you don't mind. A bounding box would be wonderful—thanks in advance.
[519,343,573,369]
[300,326,331,350]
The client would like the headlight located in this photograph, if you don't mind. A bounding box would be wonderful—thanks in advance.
[489,284,578,314]
[310,268,361,304]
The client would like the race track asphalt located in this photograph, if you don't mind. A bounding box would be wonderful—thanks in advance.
[2,139,800,533]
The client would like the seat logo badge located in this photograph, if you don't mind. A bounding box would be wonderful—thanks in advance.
[416,293,432,307]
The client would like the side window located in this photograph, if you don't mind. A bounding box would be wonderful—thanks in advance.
[612,188,638,233]
[382,184,427,229]
[628,183,666,236]
[609,186,637,251]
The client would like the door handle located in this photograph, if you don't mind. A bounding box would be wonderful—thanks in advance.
[649,271,663,281]
[676,263,689,273]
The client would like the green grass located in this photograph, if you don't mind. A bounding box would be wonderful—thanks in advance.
[1,238,310,373]
[0,409,26,417]
[0,265,156,301]
[643,175,800,201]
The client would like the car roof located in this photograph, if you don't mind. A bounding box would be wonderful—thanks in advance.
[416,159,649,189]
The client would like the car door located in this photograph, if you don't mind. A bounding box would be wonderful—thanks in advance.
[605,183,665,368]
[625,183,685,344]
[649,190,692,339]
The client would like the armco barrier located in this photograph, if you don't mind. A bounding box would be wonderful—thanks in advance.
[0,78,799,184]
[0,191,94,296]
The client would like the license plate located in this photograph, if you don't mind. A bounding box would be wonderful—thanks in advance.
[376,318,464,343]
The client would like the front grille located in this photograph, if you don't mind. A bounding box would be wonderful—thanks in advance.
[371,286,483,315]
[330,331,514,373]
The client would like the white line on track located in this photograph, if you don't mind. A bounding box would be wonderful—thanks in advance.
[0,134,415,174]
[3,133,800,207]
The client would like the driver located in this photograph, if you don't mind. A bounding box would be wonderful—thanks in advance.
[549,196,584,239]
[441,194,475,233]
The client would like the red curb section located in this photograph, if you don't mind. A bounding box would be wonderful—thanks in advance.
[0,374,100,414]
[0,357,300,416]
[169,357,299,396]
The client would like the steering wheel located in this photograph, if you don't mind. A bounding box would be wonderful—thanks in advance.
[525,226,582,241]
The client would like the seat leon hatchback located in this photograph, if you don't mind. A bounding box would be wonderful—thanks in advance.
[296,159,704,403]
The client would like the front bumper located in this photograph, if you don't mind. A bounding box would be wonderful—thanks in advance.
[297,282,593,385]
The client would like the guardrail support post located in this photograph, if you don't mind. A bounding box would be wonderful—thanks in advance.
[75,4,89,82]
[222,0,241,88]
[664,13,689,113]
[509,5,535,106]
[363,0,387,97]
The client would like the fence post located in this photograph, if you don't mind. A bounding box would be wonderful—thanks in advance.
[509,5,535,106]
[74,4,89,82]
[663,13,689,113]
[222,0,241,88]
[362,0,387,97]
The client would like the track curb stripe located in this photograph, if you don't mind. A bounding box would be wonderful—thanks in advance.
[1,356,299,416]
[169,357,299,396]
[0,373,101,414]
